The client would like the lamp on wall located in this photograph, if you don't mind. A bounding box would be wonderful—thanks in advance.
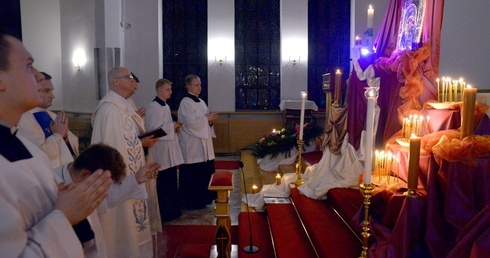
[215,55,227,65]
[209,38,233,66]
[289,55,301,65]
[282,38,307,65]
[72,48,87,71]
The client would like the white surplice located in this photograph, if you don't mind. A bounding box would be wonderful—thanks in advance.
[18,107,79,168]
[0,124,83,258]
[55,164,147,258]
[91,90,153,258]
[177,95,216,164]
[145,98,184,170]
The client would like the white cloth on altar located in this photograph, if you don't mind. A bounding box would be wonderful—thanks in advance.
[279,100,319,111]
[257,141,317,171]
[91,90,153,258]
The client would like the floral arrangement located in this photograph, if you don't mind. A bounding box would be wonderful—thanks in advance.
[252,121,323,159]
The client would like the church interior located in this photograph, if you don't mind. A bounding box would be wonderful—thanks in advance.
[2,0,490,257]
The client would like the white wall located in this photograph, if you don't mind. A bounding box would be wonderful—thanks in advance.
[440,1,490,90]
[20,0,63,109]
[280,0,308,101]
[123,0,162,109]
[208,0,235,112]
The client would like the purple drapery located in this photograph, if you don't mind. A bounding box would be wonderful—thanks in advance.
[348,0,445,149]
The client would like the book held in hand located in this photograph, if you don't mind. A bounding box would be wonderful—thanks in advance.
[138,127,167,139]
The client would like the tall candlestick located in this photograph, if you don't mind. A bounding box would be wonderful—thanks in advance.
[363,87,378,185]
[407,135,421,193]
[299,92,307,140]
[367,5,374,29]
[461,85,477,139]
[334,69,342,105]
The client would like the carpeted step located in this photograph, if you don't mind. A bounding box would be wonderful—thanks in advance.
[266,202,318,258]
[291,188,363,258]
[327,187,364,236]
[302,151,323,167]
[238,212,275,258]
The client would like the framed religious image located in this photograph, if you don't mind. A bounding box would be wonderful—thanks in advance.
[396,0,427,51]
[322,73,331,91]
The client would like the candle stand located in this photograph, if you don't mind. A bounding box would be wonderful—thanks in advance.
[359,183,374,258]
[294,139,305,186]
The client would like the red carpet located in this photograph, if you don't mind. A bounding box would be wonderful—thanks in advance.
[238,212,275,258]
[214,160,240,170]
[158,225,238,258]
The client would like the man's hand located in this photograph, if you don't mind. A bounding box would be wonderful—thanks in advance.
[136,107,146,118]
[50,111,69,140]
[55,169,112,225]
[135,162,161,184]
[206,112,218,122]
[140,135,159,148]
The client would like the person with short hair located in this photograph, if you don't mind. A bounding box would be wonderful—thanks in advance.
[0,30,112,258]
[177,74,218,209]
[145,78,184,221]
[55,143,160,258]
[18,71,79,168]
[91,66,160,258]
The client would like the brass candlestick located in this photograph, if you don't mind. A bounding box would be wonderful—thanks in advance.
[295,139,305,186]
[359,183,374,258]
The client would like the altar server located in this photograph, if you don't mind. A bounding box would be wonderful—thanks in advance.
[146,78,184,221]
[178,74,218,209]
[0,30,112,258]
[18,72,79,168]
[91,67,159,258]
[55,143,160,258]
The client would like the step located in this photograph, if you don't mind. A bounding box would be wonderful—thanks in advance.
[291,188,363,258]
[327,187,364,236]
[266,202,318,258]
[238,212,275,258]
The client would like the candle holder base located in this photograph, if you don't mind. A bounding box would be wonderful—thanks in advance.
[295,139,305,187]
[403,188,417,198]
[359,183,374,258]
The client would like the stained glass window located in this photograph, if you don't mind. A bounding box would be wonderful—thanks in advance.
[162,0,208,109]
[235,0,281,110]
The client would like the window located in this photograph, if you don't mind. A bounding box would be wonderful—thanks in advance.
[235,0,281,110]
[308,0,351,109]
[163,0,208,109]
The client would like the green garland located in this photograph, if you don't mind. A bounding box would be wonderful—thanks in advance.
[252,121,323,159]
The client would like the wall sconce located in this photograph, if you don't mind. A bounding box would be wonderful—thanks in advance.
[72,48,87,71]
[215,55,227,66]
[289,55,301,65]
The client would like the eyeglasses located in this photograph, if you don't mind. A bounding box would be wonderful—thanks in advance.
[115,75,135,82]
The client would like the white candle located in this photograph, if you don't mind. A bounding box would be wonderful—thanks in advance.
[299,92,307,140]
[364,87,378,185]
[367,5,374,29]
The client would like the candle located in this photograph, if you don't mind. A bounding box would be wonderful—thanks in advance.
[363,87,378,185]
[407,134,421,190]
[252,184,258,194]
[461,85,477,139]
[425,116,430,135]
[355,36,362,45]
[367,5,374,29]
[334,69,342,105]
[299,92,307,140]
[272,128,277,134]
[275,173,281,185]
[436,78,440,102]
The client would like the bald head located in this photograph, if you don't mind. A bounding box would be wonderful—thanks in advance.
[108,67,137,98]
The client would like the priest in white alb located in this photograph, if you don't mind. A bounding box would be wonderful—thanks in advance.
[17,72,79,168]
[146,78,184,222]
[178,74,218,209]
[91,67,159,258]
